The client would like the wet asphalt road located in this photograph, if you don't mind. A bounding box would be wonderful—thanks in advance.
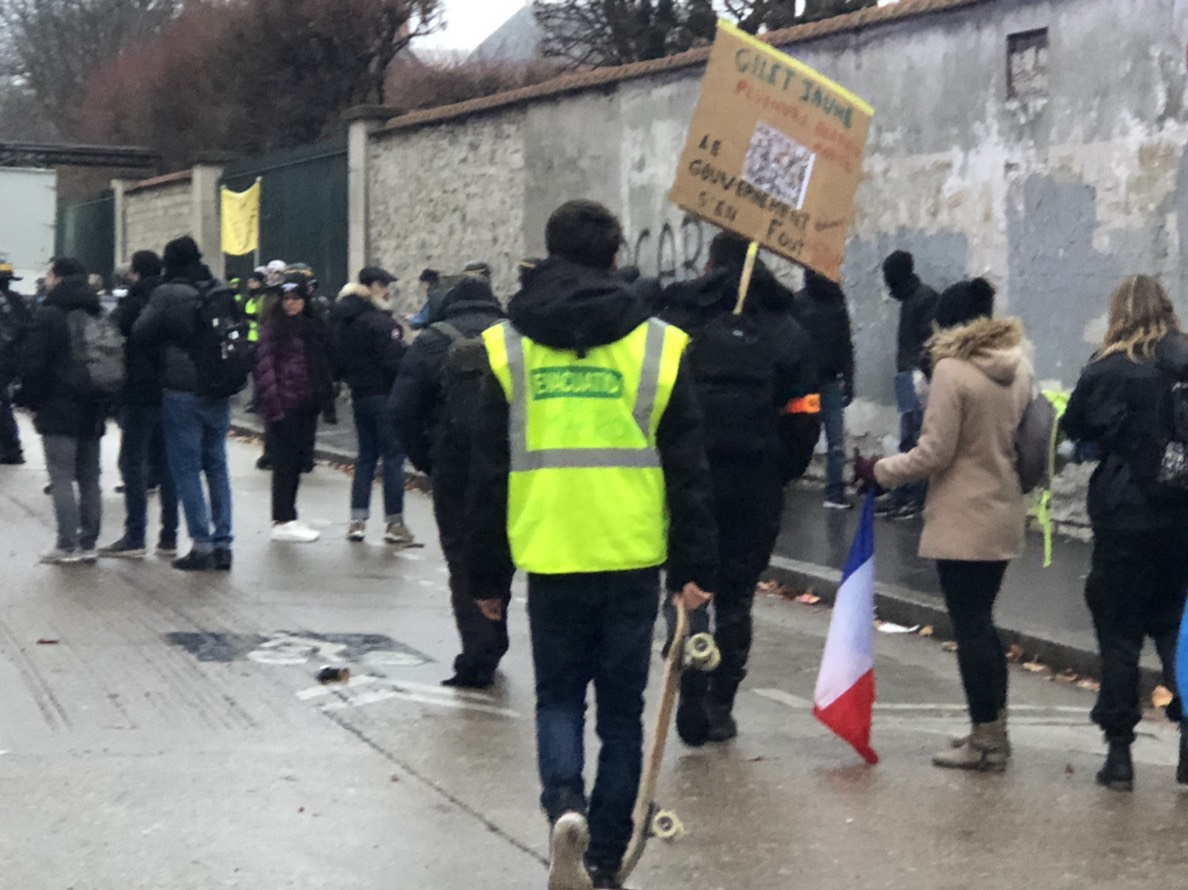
[2,418,1187,889]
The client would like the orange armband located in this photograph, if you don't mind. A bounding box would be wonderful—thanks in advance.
[783,393,821,415]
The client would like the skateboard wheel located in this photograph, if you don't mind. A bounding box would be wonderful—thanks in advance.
[651,810,684,840]
[685,633,719,672]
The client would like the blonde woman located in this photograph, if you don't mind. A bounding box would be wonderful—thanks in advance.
[1063,275,1188,792]
[855,278,1033,772]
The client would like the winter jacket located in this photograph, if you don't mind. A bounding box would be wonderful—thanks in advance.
[0,286,31,385]
[253,313,335,424]
[890,274,939,373]
[465,256,719,600]
[15,275,107,438]
[658,262,818,474]
[110,274,163,407]
[328,286,405,398]
[131,263,218,395]
[792,271,854,393]
[1062,334,1188,533]
[874,317,1033,561]
[390,277,504,475]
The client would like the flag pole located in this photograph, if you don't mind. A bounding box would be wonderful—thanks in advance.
[253,177,262,269]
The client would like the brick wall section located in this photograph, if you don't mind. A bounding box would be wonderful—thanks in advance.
[122,178,193,263]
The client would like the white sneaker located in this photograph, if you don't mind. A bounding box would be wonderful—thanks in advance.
[384,522,415,546]
[271,521,320,543]
[346,520,366,543]
[547,813,593,890]
[40,548,83,565]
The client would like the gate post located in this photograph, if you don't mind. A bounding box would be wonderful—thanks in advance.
[344,106,398,279]
[192,152,234,280]
[110,179,128,268]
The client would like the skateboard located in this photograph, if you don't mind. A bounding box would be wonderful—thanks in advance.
[617,599,720,884]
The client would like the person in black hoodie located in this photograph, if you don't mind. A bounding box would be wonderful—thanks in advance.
[1063,275,1188,792]
[0,260,31,464]
[658,233,818,744]
[391,275,507,689]
[329,266,412,545]
[882,250,939,518]
[17,258,107,564]
[98,250,179,559]
[466,200,717,890]
[794,267,855,509]
[132,236,233,572]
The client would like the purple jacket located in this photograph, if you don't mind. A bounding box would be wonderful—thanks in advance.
[254,316,332,423]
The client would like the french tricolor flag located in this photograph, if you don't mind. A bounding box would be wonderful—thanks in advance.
[813,492,879,764]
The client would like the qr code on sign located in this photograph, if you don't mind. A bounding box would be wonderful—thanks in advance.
[741,121,816,209]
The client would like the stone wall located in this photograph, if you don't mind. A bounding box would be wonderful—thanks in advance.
[365,0,1188,524]
[121,173,193,264]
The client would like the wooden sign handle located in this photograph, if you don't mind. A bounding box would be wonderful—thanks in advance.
[733,241,760,316]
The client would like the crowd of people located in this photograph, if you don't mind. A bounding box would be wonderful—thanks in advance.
[2,198,1188,887]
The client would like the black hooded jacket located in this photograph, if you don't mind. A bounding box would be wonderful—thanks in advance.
[328,286,405,398]
[890,274,939,373]
[16,275,107,437]
[793,271,854,390]
[111,274,163,407]
[1063,334,1188,532]
[390,277,504,475]
[131,262,218,394]
[466,257,718,600]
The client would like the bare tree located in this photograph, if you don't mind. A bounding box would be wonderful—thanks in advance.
[0,0,183,135]
[533,0,716,69]
[721,0,878,33]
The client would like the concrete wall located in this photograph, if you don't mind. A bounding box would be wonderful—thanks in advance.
[121,174,193,264]
[369,0,1188,392]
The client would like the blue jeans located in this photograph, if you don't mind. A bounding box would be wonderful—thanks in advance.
[351,394,404,522]
[161,391,232,554]
[118,405,178,547]
[893,370,926,508]
[528,567,661,872]
[820,378,848,502]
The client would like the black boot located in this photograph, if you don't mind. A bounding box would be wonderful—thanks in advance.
[705,702,738,742]
[1096,739,1134,791]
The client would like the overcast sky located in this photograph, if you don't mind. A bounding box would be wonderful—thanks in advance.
[416,0,530,53]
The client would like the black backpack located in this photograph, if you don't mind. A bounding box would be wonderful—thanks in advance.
[431,321,488,440]
[190,281,255,398]
[685,313,778,458]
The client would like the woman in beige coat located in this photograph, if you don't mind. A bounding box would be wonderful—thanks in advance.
[857,278,1033,771]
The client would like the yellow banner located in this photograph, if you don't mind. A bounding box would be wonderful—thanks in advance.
[221,181,260,257]
[669,20,874,281]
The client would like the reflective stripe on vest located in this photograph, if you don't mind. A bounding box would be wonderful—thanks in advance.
[483,318,687,575]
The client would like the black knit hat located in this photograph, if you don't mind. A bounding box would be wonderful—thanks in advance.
[163,236,201,274]
[934,278,996,329]
[882,250,914,288]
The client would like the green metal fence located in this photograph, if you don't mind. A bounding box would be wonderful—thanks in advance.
[55,191,115,287]
[222,139,349,294]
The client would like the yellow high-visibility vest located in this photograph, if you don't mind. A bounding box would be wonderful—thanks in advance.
[483,318,688,575]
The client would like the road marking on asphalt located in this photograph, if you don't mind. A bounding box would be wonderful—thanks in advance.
[753,689,1087,715]
[297,676,520,718]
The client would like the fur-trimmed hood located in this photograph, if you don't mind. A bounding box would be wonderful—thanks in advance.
[928,316,1028,386]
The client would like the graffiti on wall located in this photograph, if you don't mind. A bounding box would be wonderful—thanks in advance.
[626,212,710,283]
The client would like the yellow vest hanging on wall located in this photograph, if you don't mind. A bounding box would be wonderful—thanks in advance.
[482,318,688,575]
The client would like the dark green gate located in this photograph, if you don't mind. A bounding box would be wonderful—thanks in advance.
[221,139,349,293]
[55,191,115,286]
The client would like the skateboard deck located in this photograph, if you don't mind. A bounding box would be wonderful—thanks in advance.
[618,600,718,883]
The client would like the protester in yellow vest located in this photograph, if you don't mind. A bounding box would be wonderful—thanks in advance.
[241,270,266,343]
[466,200,718,890]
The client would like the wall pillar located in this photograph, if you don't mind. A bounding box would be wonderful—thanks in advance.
[110,179,128,269]
[344,106,399,279]
[190,153,233,280]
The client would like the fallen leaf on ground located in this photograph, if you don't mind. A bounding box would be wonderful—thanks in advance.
[746,756,765,763]
[1005,643,1025,663]
[390,774,400,783]
[1153,685,1174,708]
[756,580,779,595]
[795,592,821,605]
[918,626,934,637]
[877,622,920,634]
[1065,763,1075,775]
[940,641,959,652]
[1022,660,1049,674]
[36,638,59,645]
[1053,669,1079,683]
[1076,679,1101,692]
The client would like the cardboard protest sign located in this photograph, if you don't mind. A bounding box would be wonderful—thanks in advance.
[670,20,874,281]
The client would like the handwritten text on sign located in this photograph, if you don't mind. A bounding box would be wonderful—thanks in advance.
[669,21,873,281]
